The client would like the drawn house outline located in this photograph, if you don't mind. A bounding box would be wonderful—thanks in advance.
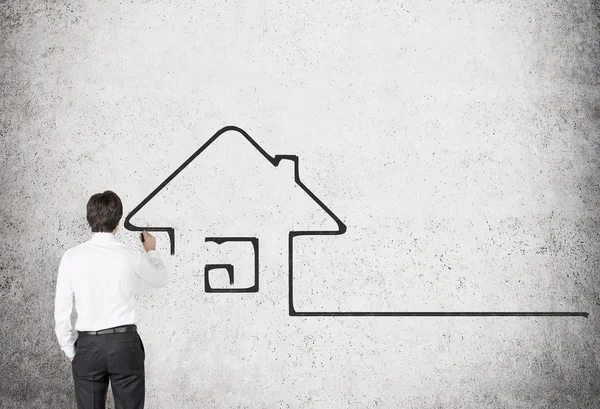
[125,126,587,318]
[124,125,347,302]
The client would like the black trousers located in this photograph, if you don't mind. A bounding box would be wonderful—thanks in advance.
[71,328,145,409]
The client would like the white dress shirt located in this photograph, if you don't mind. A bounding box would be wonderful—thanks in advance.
[54,232,168,358]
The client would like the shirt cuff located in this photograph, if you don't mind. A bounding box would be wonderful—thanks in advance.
[146,250,159,258]
[64,346,75,359]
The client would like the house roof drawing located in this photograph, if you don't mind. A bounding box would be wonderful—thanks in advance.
[124,125,347,255]
[124,125,587,318]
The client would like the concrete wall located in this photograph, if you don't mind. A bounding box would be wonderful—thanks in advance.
[1,0,599,407]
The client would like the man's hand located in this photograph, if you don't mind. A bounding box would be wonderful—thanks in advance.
[141,231,156,252]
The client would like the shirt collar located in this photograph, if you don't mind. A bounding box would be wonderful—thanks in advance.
[90,232,117,242]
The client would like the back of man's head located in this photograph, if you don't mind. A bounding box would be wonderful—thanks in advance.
[86,190,123,232]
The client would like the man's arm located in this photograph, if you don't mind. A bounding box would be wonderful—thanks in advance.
[54,252,77,360]
[136,231,168,288]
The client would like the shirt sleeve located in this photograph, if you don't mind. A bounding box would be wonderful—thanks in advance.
[54,252,77,359]
[136,250,168,288]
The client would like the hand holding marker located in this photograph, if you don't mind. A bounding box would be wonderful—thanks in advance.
[140,231,156,252]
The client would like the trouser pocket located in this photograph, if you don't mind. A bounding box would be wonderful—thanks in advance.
[117,336,145,374]
[72,338,101,380]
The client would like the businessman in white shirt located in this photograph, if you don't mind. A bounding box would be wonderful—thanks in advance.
[54,190,168,409]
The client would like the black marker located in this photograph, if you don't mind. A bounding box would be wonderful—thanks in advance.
[140,232,145,243]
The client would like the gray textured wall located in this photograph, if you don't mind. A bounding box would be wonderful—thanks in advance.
[1,0,599,408]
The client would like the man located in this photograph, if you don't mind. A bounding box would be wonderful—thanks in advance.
[54,190,168,409]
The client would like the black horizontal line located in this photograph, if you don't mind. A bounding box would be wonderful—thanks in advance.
[291,311,589,317]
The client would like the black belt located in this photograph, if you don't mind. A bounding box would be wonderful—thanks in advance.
[78,324,137,336]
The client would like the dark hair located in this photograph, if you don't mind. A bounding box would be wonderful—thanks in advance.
[86,190,123,232]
